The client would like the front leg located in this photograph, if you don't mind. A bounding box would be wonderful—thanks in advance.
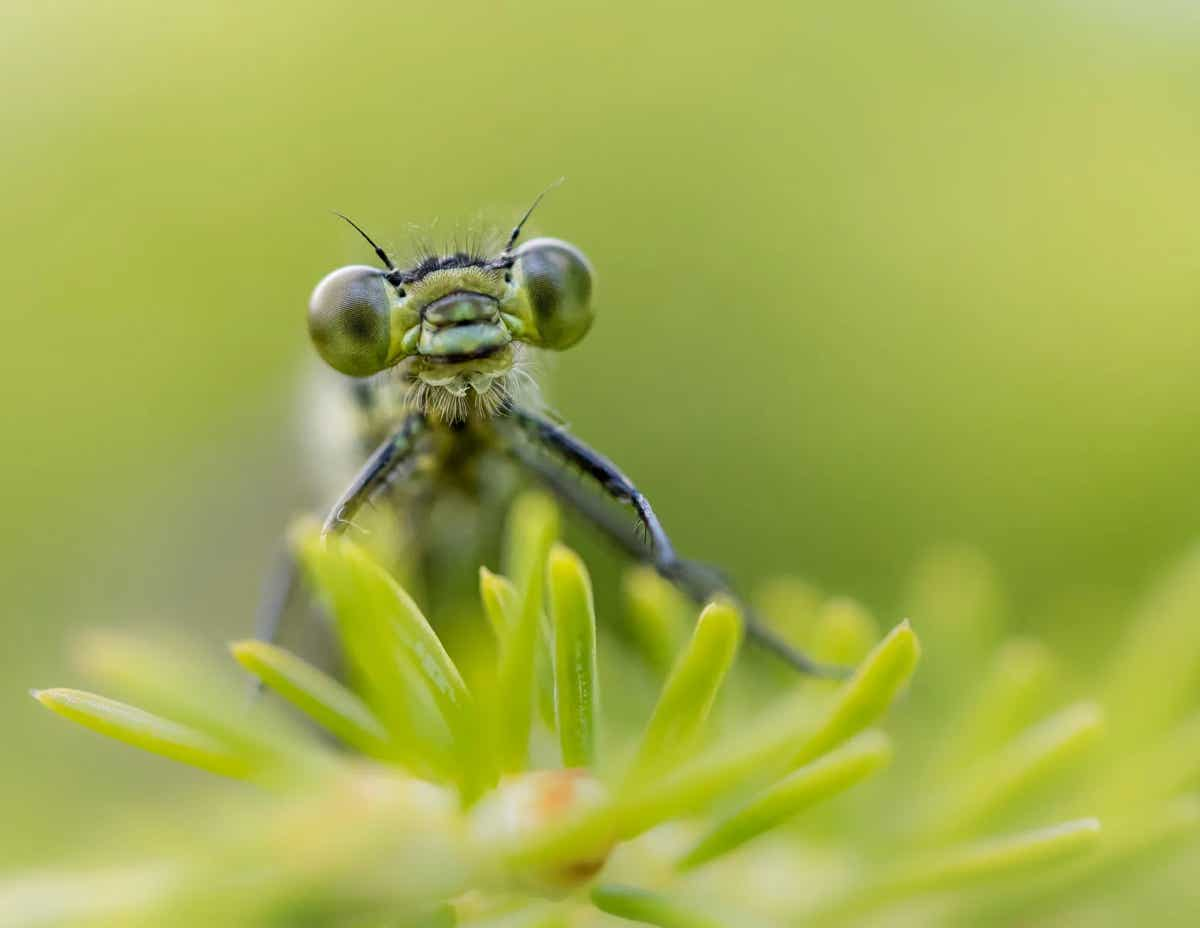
[323,412,428,536]
[499,406,847,678]
[253,412,429,659]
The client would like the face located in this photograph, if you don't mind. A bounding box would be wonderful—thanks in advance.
[307,237,594,417]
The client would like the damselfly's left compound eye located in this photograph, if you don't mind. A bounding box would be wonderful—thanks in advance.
[308,265,394,377]
[515,238,594,350]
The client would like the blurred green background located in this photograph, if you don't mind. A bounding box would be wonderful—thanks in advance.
[3,0,1199,864]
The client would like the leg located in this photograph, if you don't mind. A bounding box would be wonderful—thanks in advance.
[250,540,344,697]
[509,435,738,596]
[254,542,302,647]
[254,412,428,660]
[505,437,653,564]
[323,412,428,536]
[499,406,848,678]
[502,407,675,558]
[249,542,305,697]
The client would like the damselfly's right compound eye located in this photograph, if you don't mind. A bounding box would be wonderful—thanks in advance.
[308,265,394,377]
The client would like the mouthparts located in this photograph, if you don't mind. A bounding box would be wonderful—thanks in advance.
[418,291,511,360]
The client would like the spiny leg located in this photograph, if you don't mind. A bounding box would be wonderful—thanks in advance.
[500,405,848,678]
[322,412,428,537]
[505,437,654,564]
[254,542,302,648]
[251,540,346,699]
[508,435,741,598]
[253,411,429,663]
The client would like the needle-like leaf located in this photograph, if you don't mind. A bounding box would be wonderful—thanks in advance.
[881,818,1102,896]
[32,688,254,780]
[300,531,485,794]
[787,620,921,769]
[72,632,329,783]
[678,730,892,869]
[591,885,725,928]
[548,544,599,768]
[231,640,395,759]
[480,567,518,640]
[496,493,559,773]
[622,567,691,675]
[818,819,1102,922]
[625,600,741,785]
[913,702,1103,842]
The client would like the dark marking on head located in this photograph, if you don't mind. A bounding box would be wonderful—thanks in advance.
[336,180,566,286]
[405,251,492,281]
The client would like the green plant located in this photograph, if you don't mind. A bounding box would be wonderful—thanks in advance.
[10,496,1199,926]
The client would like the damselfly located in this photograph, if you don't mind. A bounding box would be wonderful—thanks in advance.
[259,190,841,677]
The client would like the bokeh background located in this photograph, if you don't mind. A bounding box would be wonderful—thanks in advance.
[3,0,1199,869]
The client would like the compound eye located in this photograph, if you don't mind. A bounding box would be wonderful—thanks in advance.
[515,238,594,350]
[307,265,394,376]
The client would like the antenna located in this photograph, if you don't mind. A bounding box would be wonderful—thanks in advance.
[503,177,565,253]
[332,211,396,271]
